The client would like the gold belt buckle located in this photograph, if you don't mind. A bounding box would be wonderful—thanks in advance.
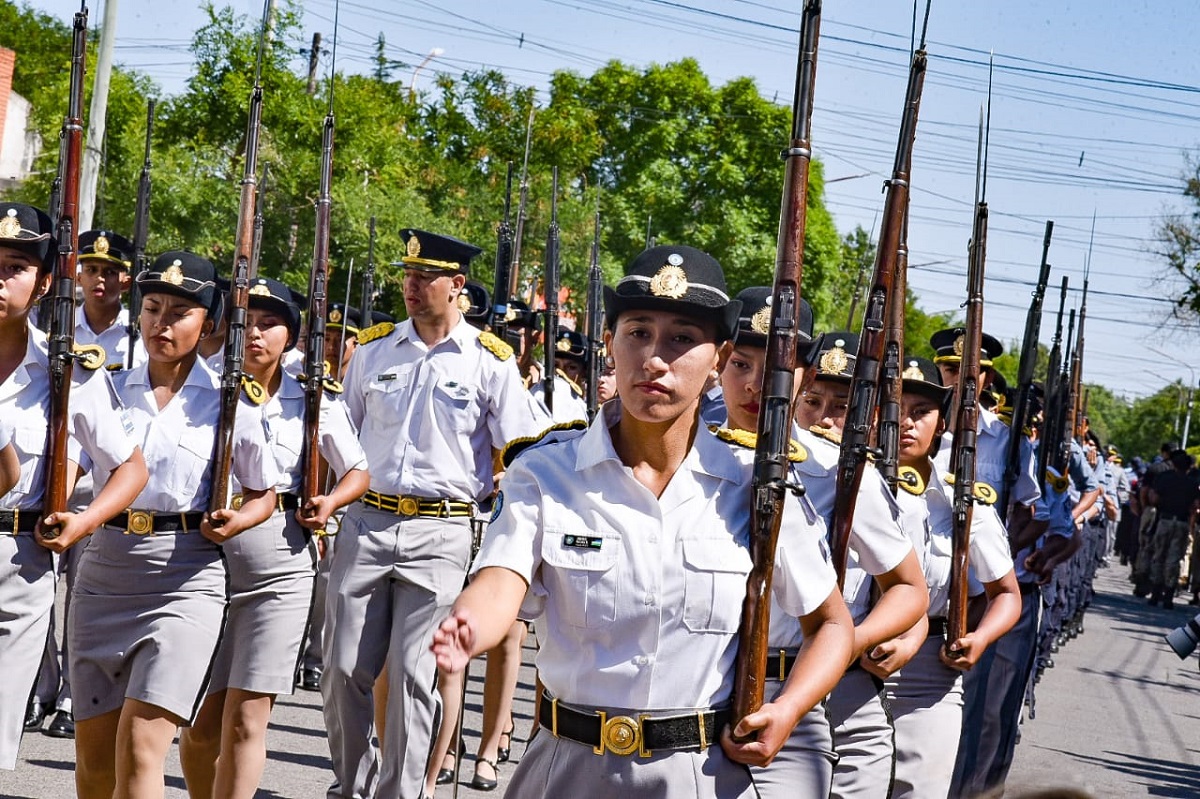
[595,711,644,757]
[126,510,154,536]
[230,494,245,510]
[398,496,420,516]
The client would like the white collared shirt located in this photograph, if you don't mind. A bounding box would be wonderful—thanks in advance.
[343,316,549,502]
[794,429,914,625]
[530,372,589,425]
[935,407,1041,509]
[0,324,138,510]
[475,401,836,710]
[75,304,145,370]
[256,374,367,494]
[112,358,276,511]
[894,459,1014,616]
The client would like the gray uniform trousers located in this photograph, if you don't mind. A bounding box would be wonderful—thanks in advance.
[951,586,1040,797]
[0,536,56,770]
[885,634,965,799]
[828,666,895,799]
[750,679,835,798]
[322,505,471,799]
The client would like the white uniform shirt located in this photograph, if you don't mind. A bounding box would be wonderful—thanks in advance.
[281,348,305,378]
[0,325,137,510]
[475,401,836,710]
[75,305,145,370]
[343,317,549,502]
[796,429,914,625]
[935,407,1040,509]
[113,359,276,512]
[1012,470,1076,583]
[894,460,1014,616]
[531,372,589,425]
[257,374,367,494]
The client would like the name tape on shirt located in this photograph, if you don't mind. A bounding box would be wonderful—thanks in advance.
[562,534,604,550]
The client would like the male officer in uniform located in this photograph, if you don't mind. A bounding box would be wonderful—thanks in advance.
[322,229,548,798]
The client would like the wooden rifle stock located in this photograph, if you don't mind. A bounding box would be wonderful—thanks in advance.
[302,107,335,505]
[542,167,560,413]
[585,208,602,419]
[831,30,928,572]
[209,6,269,513]
[1002,221,1052,520]
[128,99,156,368]
[731,0,821,731]
[44,3,89,536]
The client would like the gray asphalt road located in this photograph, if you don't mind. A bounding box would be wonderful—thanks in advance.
[3,563,1199,798]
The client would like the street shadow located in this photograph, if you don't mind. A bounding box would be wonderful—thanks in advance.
[267,748,332,770]
[23,758,73,772]
[267,719,329,739]
[1044,748,1200,798]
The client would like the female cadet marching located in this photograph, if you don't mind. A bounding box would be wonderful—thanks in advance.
[69,251,278,799]
[870,357,1020,798]
[179,277,369,798]
[432,245,854,799]
[716,289,926,798]
[0,201,148,772]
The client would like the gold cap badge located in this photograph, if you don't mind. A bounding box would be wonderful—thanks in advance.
[556,338,572,352]
[750,305,771,335]
[330,307,343,324]
[953,334,965,357]
[649,263,688,299]
[0,209,20,239]
[95,235,110,255]
[819,338,850,376]
[407,235,421,258]
[249,283,271,297]
[902,359,924,380]
[457,293,472,313]
[163,260,185,286]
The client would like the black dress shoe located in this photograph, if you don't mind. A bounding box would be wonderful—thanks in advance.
[299,667,322,692]
[498,716,514,763]
[436,767,455,785]
[46,710,75,739]
[23,701,48,732]
[472,757,499,791]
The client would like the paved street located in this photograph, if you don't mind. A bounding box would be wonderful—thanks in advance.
[2,564,1200,798]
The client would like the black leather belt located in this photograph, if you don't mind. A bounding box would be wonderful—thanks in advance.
[108,510,206,535]
[231,491,301,513]
[928,617,947,638]
[538,692,728,757]
[362,491,473,518]
[0,508,40,535]
[766,650,799,681]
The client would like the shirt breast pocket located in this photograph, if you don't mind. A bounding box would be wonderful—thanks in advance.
[12,426,45,496]
[681,538,752,634]
[433,380,478,432]
[540,530,621,629]
[365,374,408,424]
[168,428,214,494]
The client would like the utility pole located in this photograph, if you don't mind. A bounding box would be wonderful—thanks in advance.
[79,0,118,231]
[306,32,322,95]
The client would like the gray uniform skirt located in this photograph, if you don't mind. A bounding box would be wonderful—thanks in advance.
[208,510,316,696]
[69,525,227,724]
[0,535,56,770]
[506,725,757,799]
[884,633,964,799]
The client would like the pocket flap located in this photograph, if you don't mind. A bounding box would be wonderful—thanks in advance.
[681,537,752,573]
[542,531,620,572]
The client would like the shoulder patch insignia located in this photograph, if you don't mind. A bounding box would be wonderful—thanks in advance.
[1046,471,1069,494]
[942,474,998,504]
[72,343,106,370]
[322,376,344,395]
[501,420,587,468]
[709,425,808,462]
[808,424,843,446]
[356,322,395,346]
[479,331,514,361]
[898,465,925,495]
[240,375,267,405]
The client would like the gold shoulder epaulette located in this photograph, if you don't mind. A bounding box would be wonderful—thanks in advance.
[479,331,514,361]
[501,420,587,468]
[808,424,842,446]
[557,368,583,397]
[898,465,925,495]
[322,376,344,394]
[240,375,267,405]
[942,474,998,504]
[72,342,106,370]
[357,322,394,345]
[105,363,124,373]
[1046,471,1069,493]
[709,425,807,462]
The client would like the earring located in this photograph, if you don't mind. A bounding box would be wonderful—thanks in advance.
[604,355,615,369]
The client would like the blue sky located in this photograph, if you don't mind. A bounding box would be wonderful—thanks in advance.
[24,0,1200,403]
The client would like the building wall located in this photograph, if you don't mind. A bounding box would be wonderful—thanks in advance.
[0,46,40,182]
